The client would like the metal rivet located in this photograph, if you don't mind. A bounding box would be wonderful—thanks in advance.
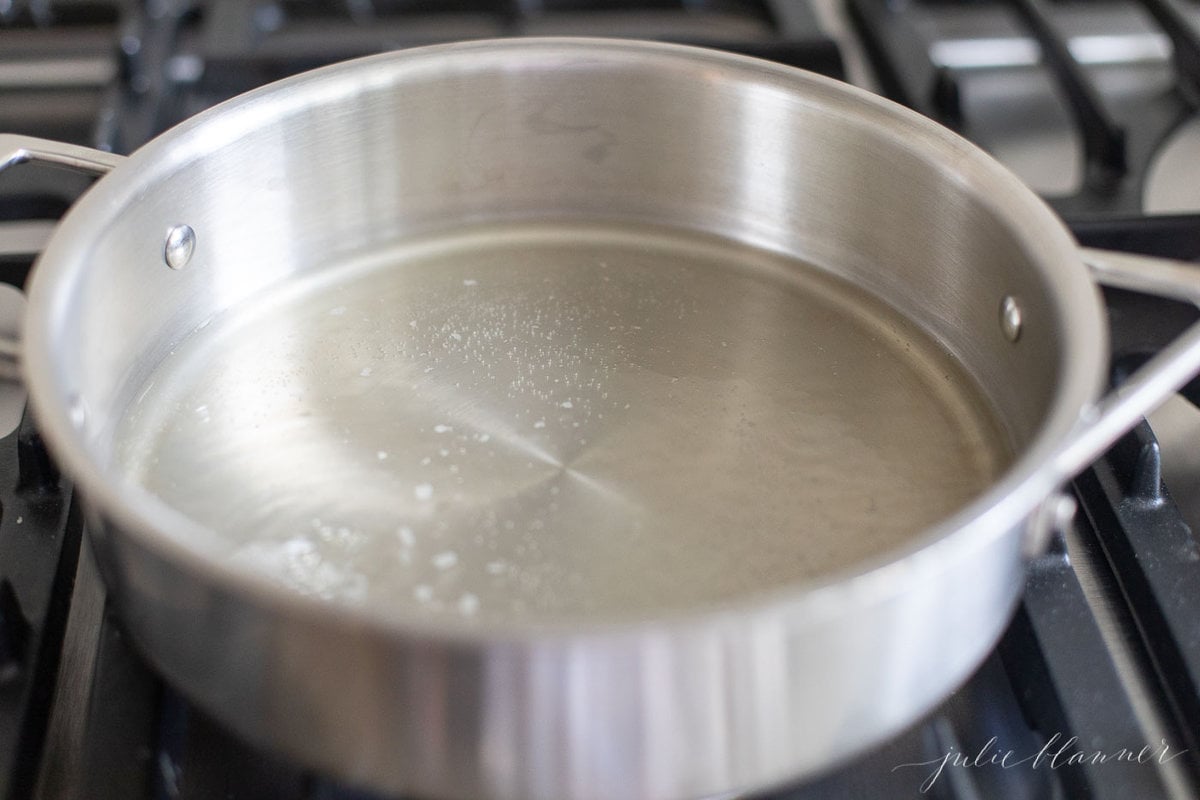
[1000,295,1022,342]
[1052,493,1078,533]
[164,224,195,270]
[1022,492,1076,560]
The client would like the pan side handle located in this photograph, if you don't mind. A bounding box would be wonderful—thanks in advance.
[0,135,125,383]
[1048,248,1200,482]
[1,134,124,178]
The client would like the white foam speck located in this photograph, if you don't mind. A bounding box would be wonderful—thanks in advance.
[433,424,453,434]
[377,450,388,460]
[409,319,418,329]
[533,419,546,429]
[485,561,507,575]
[463,279,478,286]
[329,306,346,316]
[432,551,458,570]
[560,400,573,409]
[414,584,433,602]
[398,526,415,547]
[450,332,462,342]
[414,483,434,500]
[458,593,480,615]
[360,367,373,377]
[420,456,432,466]
[478,433,491,443]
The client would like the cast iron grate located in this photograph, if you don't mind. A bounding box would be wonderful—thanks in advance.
[848,0,1200,218]
[2,5,1200,798]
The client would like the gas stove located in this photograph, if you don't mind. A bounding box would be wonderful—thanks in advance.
[2,2,1199,799]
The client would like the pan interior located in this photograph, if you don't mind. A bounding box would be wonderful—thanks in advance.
[115,220,1010,623]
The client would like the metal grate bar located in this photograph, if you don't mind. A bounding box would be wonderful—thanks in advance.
[1006,0,1128,186]
[1139,0,1200,102]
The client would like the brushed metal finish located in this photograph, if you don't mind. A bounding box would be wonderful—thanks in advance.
[6,41,1198,800]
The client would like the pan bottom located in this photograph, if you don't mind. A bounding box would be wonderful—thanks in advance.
[115,220,1010,623]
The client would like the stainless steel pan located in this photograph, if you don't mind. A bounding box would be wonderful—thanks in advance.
[3,38,1200,800]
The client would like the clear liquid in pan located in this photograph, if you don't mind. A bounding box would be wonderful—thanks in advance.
[116,221,1010,623]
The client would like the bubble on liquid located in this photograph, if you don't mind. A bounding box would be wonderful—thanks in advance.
[432,551,458,570]
[533,419,546,429]
[414,584,433,603]
[376,451,388,460]
[463,279,478,287]
[414,483,434,500]
[458,593,480,615]
[433,424,453,434]
[560,400,573,409]
[360,367,373,377]
[397,526,415,547]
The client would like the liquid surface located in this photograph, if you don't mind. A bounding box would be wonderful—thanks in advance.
[117,222,1009,622]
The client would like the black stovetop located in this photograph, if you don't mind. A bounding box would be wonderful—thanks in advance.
[2,2,1200,799]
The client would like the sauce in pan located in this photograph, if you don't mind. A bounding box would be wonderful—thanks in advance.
[116,221,1010,622]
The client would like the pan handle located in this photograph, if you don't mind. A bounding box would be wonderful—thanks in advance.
[1,134,124,177]
[1048,247,1200,482]
[0,135,125,381]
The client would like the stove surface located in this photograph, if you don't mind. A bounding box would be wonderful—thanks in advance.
[2,2,1200,799]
